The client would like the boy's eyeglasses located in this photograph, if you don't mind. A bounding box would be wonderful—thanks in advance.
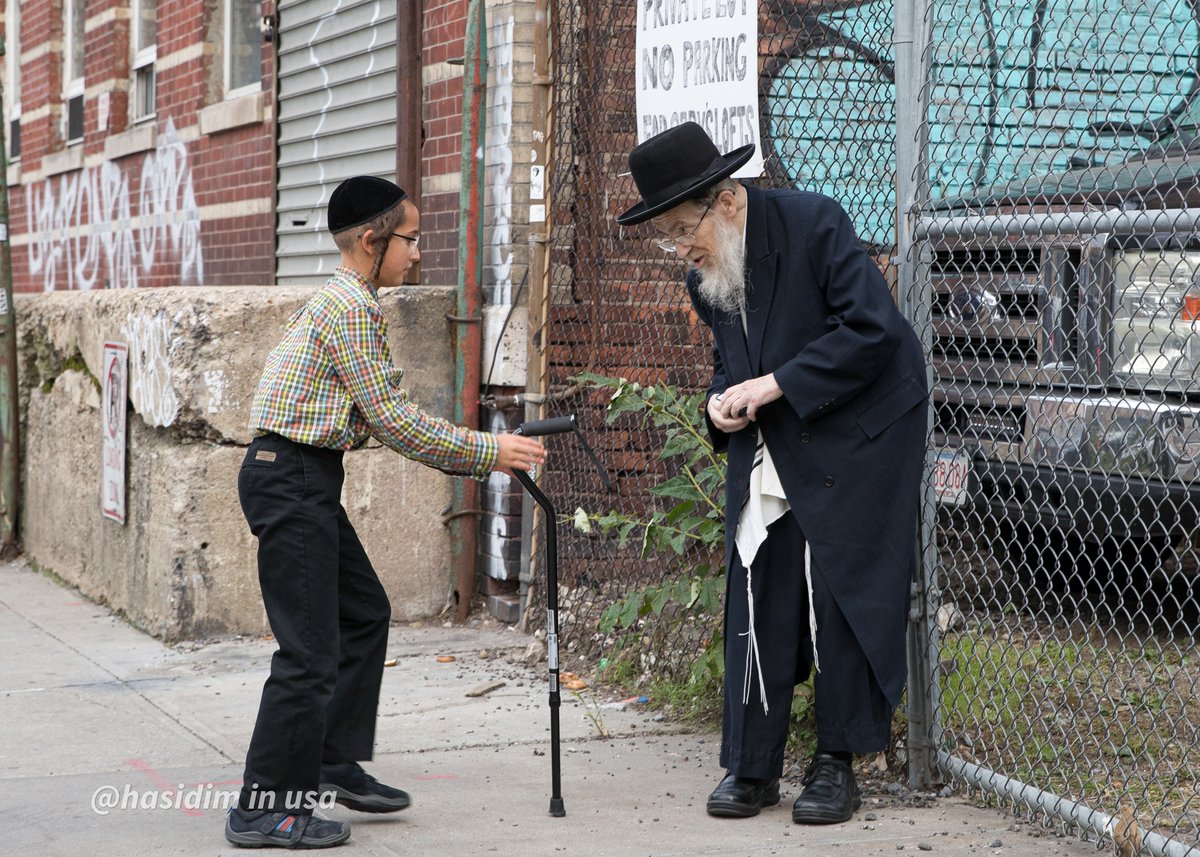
[655,200,713,255]
[391,232,420,248]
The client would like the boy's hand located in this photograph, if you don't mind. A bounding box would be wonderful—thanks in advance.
[494,434,547,476]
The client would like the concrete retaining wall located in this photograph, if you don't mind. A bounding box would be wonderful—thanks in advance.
[16,285,463,640]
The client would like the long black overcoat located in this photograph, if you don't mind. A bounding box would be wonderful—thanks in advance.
[687,184,928,706]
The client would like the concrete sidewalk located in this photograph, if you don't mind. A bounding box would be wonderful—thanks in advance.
[0,559,1096,856]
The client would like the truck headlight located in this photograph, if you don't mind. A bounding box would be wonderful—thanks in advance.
[1111,249,1200,390]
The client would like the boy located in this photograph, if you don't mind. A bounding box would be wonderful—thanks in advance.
[225,176,546,848]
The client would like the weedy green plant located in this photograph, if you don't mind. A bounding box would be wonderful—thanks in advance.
[569,371,727,687]
[568,372,818,754]
[568,687,610,739]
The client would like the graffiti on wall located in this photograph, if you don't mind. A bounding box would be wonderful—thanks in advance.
[25,118,204,290]
[762,0,1200,245]
[203,369,230,416]
[486,12,516,306]
[482,14,521,583]
[121,310,180,428]
[482,409,516,581]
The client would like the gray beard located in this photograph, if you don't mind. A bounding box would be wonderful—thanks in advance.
[695,218,747,315]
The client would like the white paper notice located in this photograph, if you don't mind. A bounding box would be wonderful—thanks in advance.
[635,0,763,178]
[102,342,129,524]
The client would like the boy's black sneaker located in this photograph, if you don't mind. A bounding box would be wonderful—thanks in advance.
[319,762,411,813]
[224,808,350,849]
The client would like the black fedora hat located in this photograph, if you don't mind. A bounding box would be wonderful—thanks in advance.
[616,122,755,225]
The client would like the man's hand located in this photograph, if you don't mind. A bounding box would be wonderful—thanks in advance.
[494,434,547,477]
[717,374,783,422]
[707,392,751,433]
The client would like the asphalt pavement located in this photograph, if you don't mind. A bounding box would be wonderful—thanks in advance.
[0,559,1103,856]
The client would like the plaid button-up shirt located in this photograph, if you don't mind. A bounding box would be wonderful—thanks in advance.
[250,265,497,478]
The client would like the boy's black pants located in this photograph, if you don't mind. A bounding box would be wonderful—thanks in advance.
[236,433,391,813]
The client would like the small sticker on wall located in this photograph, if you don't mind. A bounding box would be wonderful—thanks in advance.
[529,204,546,223]
[97,91,111,132]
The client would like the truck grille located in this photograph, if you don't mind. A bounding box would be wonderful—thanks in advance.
[931,245,1045,384]
[935,399,1025,443]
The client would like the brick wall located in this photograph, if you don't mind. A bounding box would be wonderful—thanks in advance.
[419,0,468,293]
[3,0,277,291]
[536,0,716,599]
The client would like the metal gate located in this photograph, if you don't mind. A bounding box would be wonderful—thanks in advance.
[275,0,398,285]
[543,0,1200,853]
[903,0,1200,851]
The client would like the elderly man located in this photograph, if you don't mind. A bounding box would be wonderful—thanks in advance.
[616,123,927,824]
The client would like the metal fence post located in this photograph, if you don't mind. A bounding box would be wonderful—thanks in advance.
[0,36,20,558]
[894,0,940,790]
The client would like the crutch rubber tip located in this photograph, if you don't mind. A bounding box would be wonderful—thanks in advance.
[549,798,566,817]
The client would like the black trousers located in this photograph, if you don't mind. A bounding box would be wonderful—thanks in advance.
[236,433,391,813]
[720,513,894,779]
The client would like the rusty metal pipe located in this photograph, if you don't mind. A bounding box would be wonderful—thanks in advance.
[0,41,20,557]
[396,0,423,285]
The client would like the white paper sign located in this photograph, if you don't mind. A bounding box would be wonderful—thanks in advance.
[102,342,128,524]
[530,164,546,201]
[635,0,762,178]
[97,91,111,132]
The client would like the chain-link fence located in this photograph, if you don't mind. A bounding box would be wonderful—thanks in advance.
[541,0,1200,851]
[539,0,711,679]
[911,0,1200,851]
[540,0,900,680]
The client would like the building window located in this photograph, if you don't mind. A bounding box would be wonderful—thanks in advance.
[4,0,19,159]
[132,0,157,121]
[63,0,85,142]
[225,0,262,97]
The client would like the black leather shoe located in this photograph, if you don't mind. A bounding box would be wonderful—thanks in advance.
[705,773,781,818]
[791,753,861,824]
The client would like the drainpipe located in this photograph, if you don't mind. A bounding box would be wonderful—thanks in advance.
[0,39,20,558]
[451,0,487,621]
[396,0,423,204]
[396,0,422,284]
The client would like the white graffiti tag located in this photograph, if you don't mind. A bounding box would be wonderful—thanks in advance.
[486,13,515,306]
[121,311,180,428]
[26,118,204,291]
[483,408,514,581]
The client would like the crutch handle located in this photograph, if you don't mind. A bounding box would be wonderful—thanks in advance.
[513,414,613,493]
[514,415,578,436]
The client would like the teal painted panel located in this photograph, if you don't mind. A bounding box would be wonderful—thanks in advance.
[766,0,1200,245]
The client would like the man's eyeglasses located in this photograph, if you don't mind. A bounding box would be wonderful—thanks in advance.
[391,232,420,248]
[655,200,713,255]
